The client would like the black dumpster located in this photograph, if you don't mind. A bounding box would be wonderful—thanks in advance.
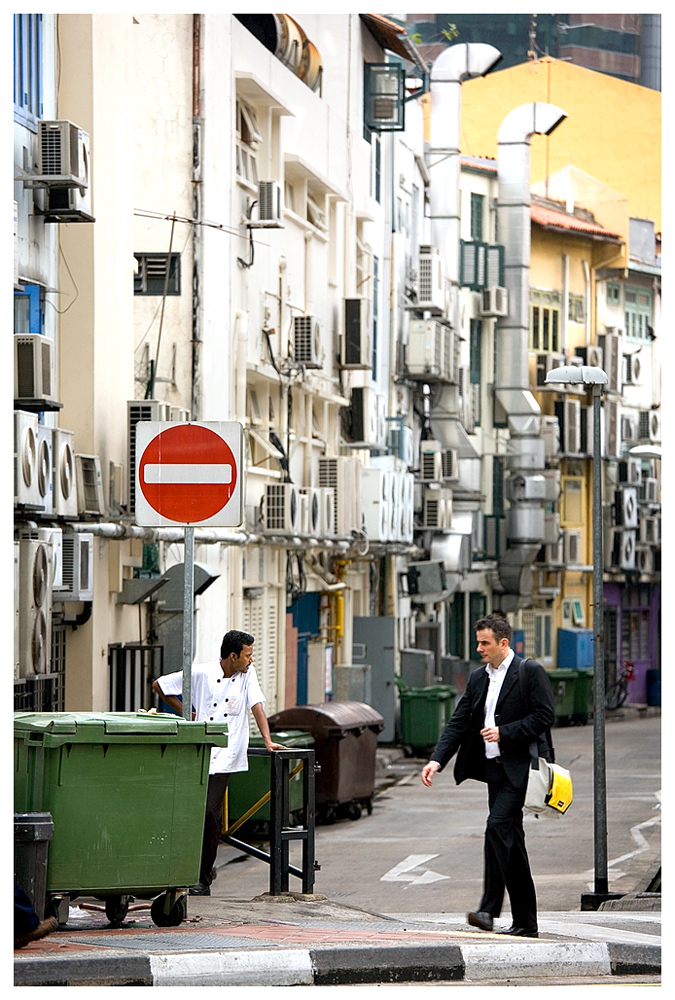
[14,813,54,921]
[268,702,384,824]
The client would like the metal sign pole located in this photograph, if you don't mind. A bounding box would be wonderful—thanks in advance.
[182,525,195,720]
[592,382,608,894]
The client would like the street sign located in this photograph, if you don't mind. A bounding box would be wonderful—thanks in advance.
[134,421,243,527]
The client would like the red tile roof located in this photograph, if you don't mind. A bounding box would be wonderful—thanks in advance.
[530,203,622,240]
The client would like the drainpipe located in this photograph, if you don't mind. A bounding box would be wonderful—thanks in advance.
[427,43,501,470]
[191,14,203,419]
[495,102,567,608]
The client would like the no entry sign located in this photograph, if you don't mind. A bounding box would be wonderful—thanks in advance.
[134,421,243,527]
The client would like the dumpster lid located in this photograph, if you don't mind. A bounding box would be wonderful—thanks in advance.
[268,701,385,736]
[13,711,228,743]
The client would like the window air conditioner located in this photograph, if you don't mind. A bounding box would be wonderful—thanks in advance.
[614,487,638,528]
[35,120,90,188]
[251,181,283,227]
[417,246,447,313]
[52,427,78,518]
[293,315,322,368]
[479,285,508,318]
[58,531,95,601]
[263,483,299,533]
[14,334,57,403]
[563,528,582,566]
[639,409,660,444]
[75,454,106,517]
[406,319,447,378]
[18,537,53,677]
[341,298,372,369]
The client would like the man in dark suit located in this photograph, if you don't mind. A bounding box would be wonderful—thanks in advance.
[421,614,555,938]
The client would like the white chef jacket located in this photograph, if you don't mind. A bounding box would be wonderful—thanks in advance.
[483,648,514,759]
[158,661,265,775]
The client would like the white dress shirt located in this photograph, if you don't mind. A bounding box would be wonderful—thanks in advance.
[483,648,515,758]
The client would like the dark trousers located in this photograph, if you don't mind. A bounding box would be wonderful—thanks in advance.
[199,772,231,886]
[478,758,537,928]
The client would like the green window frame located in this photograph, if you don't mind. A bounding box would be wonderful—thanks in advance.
[624,285,652,342]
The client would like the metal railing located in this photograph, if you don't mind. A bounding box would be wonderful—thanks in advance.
[223,748,320,895]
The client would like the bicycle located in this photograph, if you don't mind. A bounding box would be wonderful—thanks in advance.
[605,660,635,710]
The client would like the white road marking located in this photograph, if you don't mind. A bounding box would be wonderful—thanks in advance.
[381,853,450,886]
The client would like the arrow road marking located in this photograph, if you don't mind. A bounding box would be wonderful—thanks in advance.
[381,854,450,887]
[143,463,233,484]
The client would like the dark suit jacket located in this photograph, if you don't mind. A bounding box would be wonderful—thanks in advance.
[429,655,555,790]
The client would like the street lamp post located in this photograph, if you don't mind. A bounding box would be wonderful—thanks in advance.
[544,365,621,907]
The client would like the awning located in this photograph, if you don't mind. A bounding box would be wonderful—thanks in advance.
[359,14,428,74]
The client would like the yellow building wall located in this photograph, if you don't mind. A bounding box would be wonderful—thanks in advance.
[460,58,661,231]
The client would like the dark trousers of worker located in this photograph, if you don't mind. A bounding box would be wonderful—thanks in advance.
[478,758,537,929]
[199,772,230,887]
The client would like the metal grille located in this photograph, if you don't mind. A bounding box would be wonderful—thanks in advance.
[109,643,163,712]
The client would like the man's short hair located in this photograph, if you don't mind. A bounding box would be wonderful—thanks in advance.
[475,613,512,643]
[220,630,255,659]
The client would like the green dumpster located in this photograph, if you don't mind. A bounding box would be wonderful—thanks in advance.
[13,711,228,927]
[545,669,578,724]
[573,668,593,724]
[226,729,314,828]
[397,684,457,752]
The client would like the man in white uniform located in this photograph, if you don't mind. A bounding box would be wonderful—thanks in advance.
[152,629,285,895]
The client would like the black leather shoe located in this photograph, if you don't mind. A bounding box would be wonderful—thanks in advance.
[188,882,211,896]
[467,910,494,932]
[501,925,538,938]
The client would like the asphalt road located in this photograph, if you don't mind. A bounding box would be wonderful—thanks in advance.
[214,714,661,915]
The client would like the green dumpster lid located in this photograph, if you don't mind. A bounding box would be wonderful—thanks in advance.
[13,711,228,744]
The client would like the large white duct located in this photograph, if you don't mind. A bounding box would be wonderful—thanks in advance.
[495,102,567,607]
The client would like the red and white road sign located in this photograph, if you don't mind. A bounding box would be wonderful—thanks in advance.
[134,421,243,527]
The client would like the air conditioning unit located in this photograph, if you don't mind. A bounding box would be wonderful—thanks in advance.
[169,406,191,422]
[563,528,582,566]
[361,468,391,542]
[14,410,40,507]
[299,487,322,534]
[555,398,581,454]
[545,535,565,565]
[263,483,299,532]
[18,538,53,677]
[605,399,622,460]
[52,428,78,518]
[349,386,380,447]
[293,315,322,368]
[618,457,641,486]
[19,525,63,590]
[577,344,603,369]
[541,415,560,458]
[75,454,106,516]
[479,285,508,317]
[387,423,414,468]
[610,528,636,572]
[36,424,54,516]
[441,448,459,482]
[127,399,172,514]
[598,332,622,392]
[318,456,362,535]
[422,486,452,530]
[406,559,447,598]
[417,246,447,313]
[419,440,443,483]
[615,487,638,528]
[640,515,658,545]
[406,319,447,378]
[544,512,561,545]
[639,409,661,444]
[623,352,642,386]
[640,478,659,504]
[41,183,94,223]
[251,180,283,227]
[341,298,372,369]
[14,334,57,403]
[620,413,638,446]
[317,486,336,538]
[566,355,584,368]
[636,546,654,574]
[536,353,564,387]
[297,491,309,534]
[58,531,95,601]
[36,120,90,188]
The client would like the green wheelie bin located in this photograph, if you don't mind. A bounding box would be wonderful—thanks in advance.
[545,669,578,725]
[397,682,457,755]
[226,729,314,830]
[13,711,228,928]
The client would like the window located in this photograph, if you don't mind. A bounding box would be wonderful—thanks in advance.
[624,286,652,342]
[561,476,585,526]
[14,14,42,129]
[530,290,561,352]
[373,134,382,203]
[470,193,484,241]
[607,283,621,305]
[522,609,554,665]
[134,253,181,295]
[568,294,584,324]
[372,256,379,374]
[470,319,482,385]
[235,98,261,186]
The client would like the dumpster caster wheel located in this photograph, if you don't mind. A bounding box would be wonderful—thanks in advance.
[346,802,362,821]
[151,892,187,928]
[105,895,131,927]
